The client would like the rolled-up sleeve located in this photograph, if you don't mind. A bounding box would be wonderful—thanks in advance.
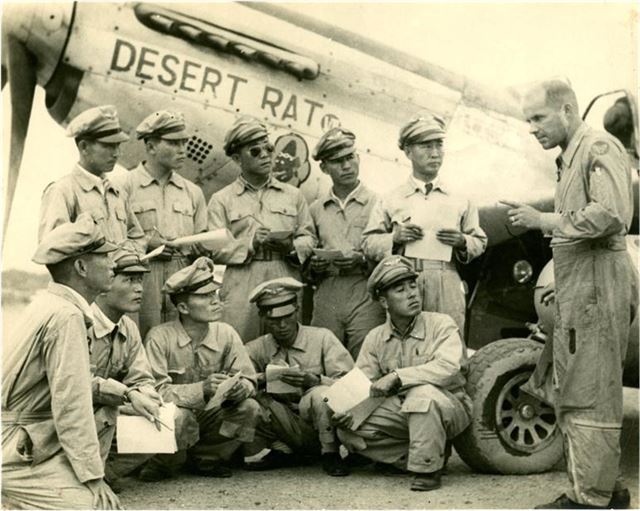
[361,199,395,262]
[292,193,317,263]
[456,200,487,263]
[207,195,252,264]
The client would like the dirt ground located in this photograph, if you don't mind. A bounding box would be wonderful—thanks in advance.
[115,389,639,510]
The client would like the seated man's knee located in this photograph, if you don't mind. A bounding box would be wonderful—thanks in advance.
[174,406,199,449]
[235,398,262,421]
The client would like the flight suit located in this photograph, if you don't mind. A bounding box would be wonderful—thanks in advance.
[362,177,487,334]
[309,184,385,358]
[532,123,635,507]
[2,284,113,509]
[39,164,145,251]
[89,303,159,481]
[338,312,471,474]
[115,164,208,337]
[207,176,316,341]
[144,320,261,470]
[245,325,354,455]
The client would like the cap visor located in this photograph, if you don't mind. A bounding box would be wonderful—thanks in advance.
[325,145,356,162]
[411,133,445,144]
[265,303,297,319]
[379,272,417,293]
[116,264,150,274]
[97,132,130,143]
[191,280,222,294]
[160,130,189,140]
[92,240,118,254]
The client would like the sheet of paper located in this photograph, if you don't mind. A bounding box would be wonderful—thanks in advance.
[312,248,347,261]
[171,229,233,251]
[204,372,242,411]
[323,367,372,414]
[140,245,165,261]
[116,402,177,454]
[266,364,303,395]
[403,200,459,261]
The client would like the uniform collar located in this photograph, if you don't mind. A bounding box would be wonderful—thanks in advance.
[90,302,126,340]
[175,320,222,352]
[235,175,284,195]
[47,282,94,327]
[557,122,589,170]
[137,163,185,189]
[266,324,306,357]
[382,313,426,342]
[406,174,446,196]
[73,164,117,195]
[322,182,368,207]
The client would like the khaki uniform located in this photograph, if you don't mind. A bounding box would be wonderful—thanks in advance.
[145,320,261,468]
[362,177,487,333]
[309,184,385,358]
[245,325,354,454]
[207,177,316,341]
[89,303,158,480]
[39,164,145,251]
[2,284,113,509]
[115,164,208,337]
[530,123,635,507]
[338,312,471,474]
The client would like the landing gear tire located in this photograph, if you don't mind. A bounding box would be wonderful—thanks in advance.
[454,338,563,474]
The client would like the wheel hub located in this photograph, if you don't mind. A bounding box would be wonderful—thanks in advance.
[494,371,558,453]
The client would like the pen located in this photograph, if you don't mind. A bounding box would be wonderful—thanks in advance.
[226,355,238,375]
[151,416,174,432]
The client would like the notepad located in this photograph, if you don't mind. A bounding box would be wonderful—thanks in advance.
[116,403,178,454]
[266,364,303,395]
[403,201,458,261]
[204,372,243,411]
[323,367,384,430]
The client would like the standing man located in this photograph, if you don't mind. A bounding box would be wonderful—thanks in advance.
[143,257,262,480]
[362,114,487,334]
[115,110,208,337]
[2,214,120,509]
[334,255,471,492]
[39,105,145,252]
[503,80,635,509]
[308,128,385,358]
[207,117,316,341]
[89,244,164,484]
[243,278,354,476]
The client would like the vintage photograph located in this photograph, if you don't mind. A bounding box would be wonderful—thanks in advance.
[1,2,638,509]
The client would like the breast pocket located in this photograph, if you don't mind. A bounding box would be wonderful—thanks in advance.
[132,200,158,232]
[173,201,195,233]
[114,205,127,227]
[268,203,297,230]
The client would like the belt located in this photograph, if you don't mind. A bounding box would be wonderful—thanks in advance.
[406,257,456,272]
[2,410,53,426]
[327,266,368,277]
[252,248,284,262]
[552,236,627,255]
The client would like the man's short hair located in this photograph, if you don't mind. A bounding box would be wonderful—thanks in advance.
[539,79,579,111]
[169,292,190,308]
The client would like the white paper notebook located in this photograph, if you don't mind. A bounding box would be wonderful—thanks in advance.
[117,403,178,454]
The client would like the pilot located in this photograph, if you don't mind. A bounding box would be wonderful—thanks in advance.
[141,257,262,481]
[2,214,120,509]
[207,116,316,342]
[361,114,487,335]
[333,255,471,492]
[242,277,354,476]
[88,243,164,486]
[114,110,208,338]
[308,127,385,358]
[505,80,635,509]
[603,97,638,166]
[38,105,145,252]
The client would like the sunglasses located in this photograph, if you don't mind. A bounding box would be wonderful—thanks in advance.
[248,143,274,158]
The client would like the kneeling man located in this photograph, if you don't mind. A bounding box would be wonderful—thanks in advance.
[89,244,164,483]
[335,255,471,491]
[143,257,261,480]
[244,278,354,476]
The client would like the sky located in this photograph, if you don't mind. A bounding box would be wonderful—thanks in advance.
[2,2,638,273]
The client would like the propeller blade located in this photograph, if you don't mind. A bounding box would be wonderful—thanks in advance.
[4,35,37,240]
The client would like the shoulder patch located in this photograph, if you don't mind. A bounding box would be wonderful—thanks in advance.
[591,140,610,156]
